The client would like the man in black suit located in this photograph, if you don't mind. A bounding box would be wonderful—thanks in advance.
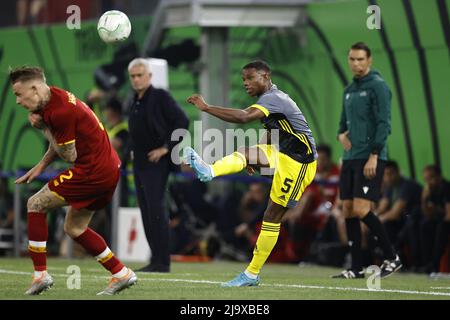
[128,58,189,272]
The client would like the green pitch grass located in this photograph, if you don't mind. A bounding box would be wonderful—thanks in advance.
[0,258,449,300]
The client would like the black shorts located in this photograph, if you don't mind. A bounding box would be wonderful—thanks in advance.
[339,159,386,202]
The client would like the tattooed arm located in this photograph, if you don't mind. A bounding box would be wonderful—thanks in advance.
[16,114,58,184]
[54,142,77,163]
[28,112,75,164]
[15,132,75,184]
[16,113,77,184]
[40,145,58,167]
[42,128,77,163]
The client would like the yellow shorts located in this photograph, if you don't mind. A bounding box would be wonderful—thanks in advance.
[256,144,317,208]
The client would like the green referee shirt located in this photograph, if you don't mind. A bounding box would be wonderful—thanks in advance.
[338,69,391,161]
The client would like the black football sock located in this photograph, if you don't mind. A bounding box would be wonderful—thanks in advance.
[362,211,396,260]
[345,218,363,271]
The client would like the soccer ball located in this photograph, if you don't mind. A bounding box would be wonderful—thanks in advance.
[97,10,131,43]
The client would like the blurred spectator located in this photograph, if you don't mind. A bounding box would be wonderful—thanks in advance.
[276,144,341,263]
[306,144,340,212]
[167,179,197,256]
[0,175,14,229]
[0,175,14,256]
[105,98,129,162]
[167,174,225,257]
[104,98,129,207]
[104,97,130,207]
[312,148,347,256]
[1,0,159,27]
[17,0,97,25]
[372,160,422,268]
[86,87,107,106]
[0,1,17,27]
[328,198,348,246]
[16,0,46,25]
[101,0,128,12]
[85,87,110,122]
[421,165,450,274]
[232,182,269,257]
[87,97,130,244]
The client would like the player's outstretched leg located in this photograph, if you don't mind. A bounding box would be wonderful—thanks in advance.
[184,147,214,181]
[65,208,137,295]
[184,147,247,182]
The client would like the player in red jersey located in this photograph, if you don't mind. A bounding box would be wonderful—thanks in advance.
[10,66,137,295]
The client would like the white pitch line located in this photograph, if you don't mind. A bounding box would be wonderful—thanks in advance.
[39,266,201,276]
[141,278,450,297]
[267,283,450,297]
[0,269,30,276]
[1,269,450,297]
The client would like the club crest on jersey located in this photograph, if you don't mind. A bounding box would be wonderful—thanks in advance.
[67,91,77,105]
[359,91,367,97]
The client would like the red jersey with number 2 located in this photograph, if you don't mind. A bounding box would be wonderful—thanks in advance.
[38,86,121,210]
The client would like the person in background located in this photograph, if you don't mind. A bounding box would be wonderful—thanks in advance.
[333,42,401,279]
[0,173,14,229]
[128,58,189,273]
[104,97,130,207]
[87,97,130,245]
[233,182,269,256]
[281,144,340,263]
[421,165,450,275]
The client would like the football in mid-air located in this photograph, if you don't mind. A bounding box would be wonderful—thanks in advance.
[97,10,131,43]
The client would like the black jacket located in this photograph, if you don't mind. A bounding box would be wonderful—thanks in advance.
[129,85,189,170]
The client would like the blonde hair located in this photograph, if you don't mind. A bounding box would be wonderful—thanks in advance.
[9,66,46,84]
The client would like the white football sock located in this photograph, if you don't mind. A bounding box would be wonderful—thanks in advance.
[113,267,129,278]
[244,270,258,279]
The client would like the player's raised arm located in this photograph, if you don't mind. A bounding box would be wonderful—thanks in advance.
[186,94,265,124]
